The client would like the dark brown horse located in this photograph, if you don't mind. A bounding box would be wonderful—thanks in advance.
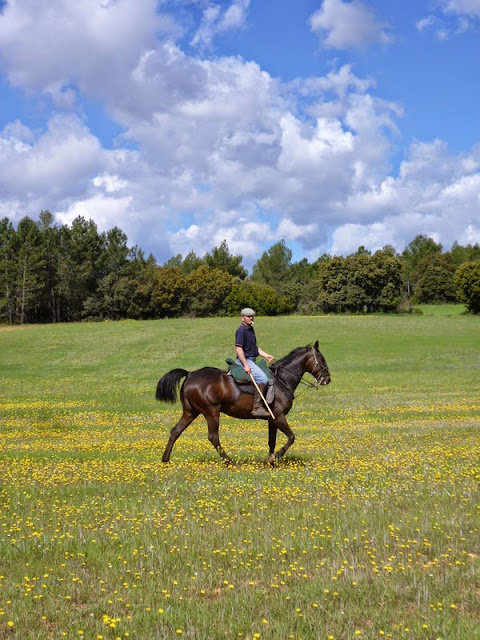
[156,341,331,464]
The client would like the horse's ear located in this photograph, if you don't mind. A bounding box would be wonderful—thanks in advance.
[314,340,319,350]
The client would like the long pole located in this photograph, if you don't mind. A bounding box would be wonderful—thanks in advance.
[249,374,276,420]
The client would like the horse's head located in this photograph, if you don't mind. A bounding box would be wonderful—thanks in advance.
[307,340,331,387]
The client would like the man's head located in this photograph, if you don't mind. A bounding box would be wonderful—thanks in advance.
[241,307,255,325]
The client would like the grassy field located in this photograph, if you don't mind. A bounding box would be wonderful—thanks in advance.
[413,304,467,316]
[0,313,479,640]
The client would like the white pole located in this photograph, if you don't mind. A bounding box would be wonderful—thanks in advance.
[249,374,275,420]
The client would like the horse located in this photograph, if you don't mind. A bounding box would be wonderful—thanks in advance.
[155,340,331,465]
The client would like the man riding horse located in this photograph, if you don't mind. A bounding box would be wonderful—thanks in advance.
[156,329,331,464]
[235,307,275,417]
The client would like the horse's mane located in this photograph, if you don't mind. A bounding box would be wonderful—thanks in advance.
[270,344,311,372]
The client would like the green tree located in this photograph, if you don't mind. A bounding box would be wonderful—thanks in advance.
[37,210,62,323]
[182,265,234,317]
[164,254,183,268]
[165,250,205,274]
[0,218,16,324]
[280,256,328,310]
[124,251,158,319]
[449,242,480,269]
[151,266,185,318]
[454,261,480,313]
[57,217,104,320]
[205,240,247,279]
[251,240,293,293]
[226,280,293,316]
[414,254,456,303]
[55,224,79,321]
[315,250,403,313]
[401,234,442,296]
[14,217,45,323]
[99,227,130,277]
[82,229,151,320]
[352,245,372,256]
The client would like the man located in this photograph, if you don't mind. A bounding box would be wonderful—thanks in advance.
[235,307,275,417]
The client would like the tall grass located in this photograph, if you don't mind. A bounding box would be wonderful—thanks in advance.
[0,315,479,639]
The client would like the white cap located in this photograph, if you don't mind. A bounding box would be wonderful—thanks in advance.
[241,307,255,316]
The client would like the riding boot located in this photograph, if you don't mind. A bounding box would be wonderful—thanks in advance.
[252,383,270,417]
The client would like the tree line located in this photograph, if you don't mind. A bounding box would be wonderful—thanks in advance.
[1,211,480,324]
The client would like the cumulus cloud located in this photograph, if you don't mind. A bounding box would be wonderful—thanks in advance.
[0,114,108,204]
[443,0,480,17]
[190,0,250,49]
[309,0,393,50]
[0,0,479,266]
[415,16,436,32]
[56,193,133,230]
[0,0,176,102]
[330,222,394,255]
[417,0,480,38]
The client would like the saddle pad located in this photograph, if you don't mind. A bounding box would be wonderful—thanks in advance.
[225,358,273,383]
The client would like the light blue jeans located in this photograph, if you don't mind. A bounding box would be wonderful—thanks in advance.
[237,357,268,384]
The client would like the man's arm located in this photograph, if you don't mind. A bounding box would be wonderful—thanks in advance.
[235,345,251,374]
[258,347,275,363]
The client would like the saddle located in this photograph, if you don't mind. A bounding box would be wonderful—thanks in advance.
[225,359,276,410]
[225,358,273,383]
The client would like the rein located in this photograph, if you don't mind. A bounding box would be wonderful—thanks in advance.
[272,347,327,393]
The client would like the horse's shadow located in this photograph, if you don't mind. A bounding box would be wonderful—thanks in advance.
[193,453,308,468]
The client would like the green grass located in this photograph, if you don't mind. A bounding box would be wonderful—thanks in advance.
[414,304,467,316]
[0,315,479,639]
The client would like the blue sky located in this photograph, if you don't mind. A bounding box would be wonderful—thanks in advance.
[1,0,479,268]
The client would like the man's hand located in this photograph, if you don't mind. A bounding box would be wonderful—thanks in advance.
[258,348,275,363]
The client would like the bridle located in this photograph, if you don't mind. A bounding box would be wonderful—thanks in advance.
[272,347,329,392]
[307,347,329,389]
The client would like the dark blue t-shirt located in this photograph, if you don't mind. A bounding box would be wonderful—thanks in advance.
[235,323,259,359]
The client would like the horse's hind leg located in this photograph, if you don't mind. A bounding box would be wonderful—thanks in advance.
[205,409,232,464]
[162,410,199,462]
[267,420,278,466]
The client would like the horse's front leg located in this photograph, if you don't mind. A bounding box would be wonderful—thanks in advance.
[205,409,233,464]
[272,414,295,462]
[267,420,278,466]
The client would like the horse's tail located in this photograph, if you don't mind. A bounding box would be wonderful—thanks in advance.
[156,368,189,403]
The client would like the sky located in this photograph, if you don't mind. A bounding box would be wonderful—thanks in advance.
[1,0,480,269]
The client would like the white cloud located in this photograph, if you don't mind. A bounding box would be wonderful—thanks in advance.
[0,115,107,205]
[168,216,271,264]
[191,0,250,49]
[0,0,479,266]
[0,0,176,99]
[276,218,319,243]
[459,224,480,244]
[56,193,133,230]
[415,16,436,32]
[309,0,393,50]
[330,222,394,255]
[443,0,480,17]
[417,0,480,39]
[92,173,128,193]
[328,141,480,255]
[219,0,250,31]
